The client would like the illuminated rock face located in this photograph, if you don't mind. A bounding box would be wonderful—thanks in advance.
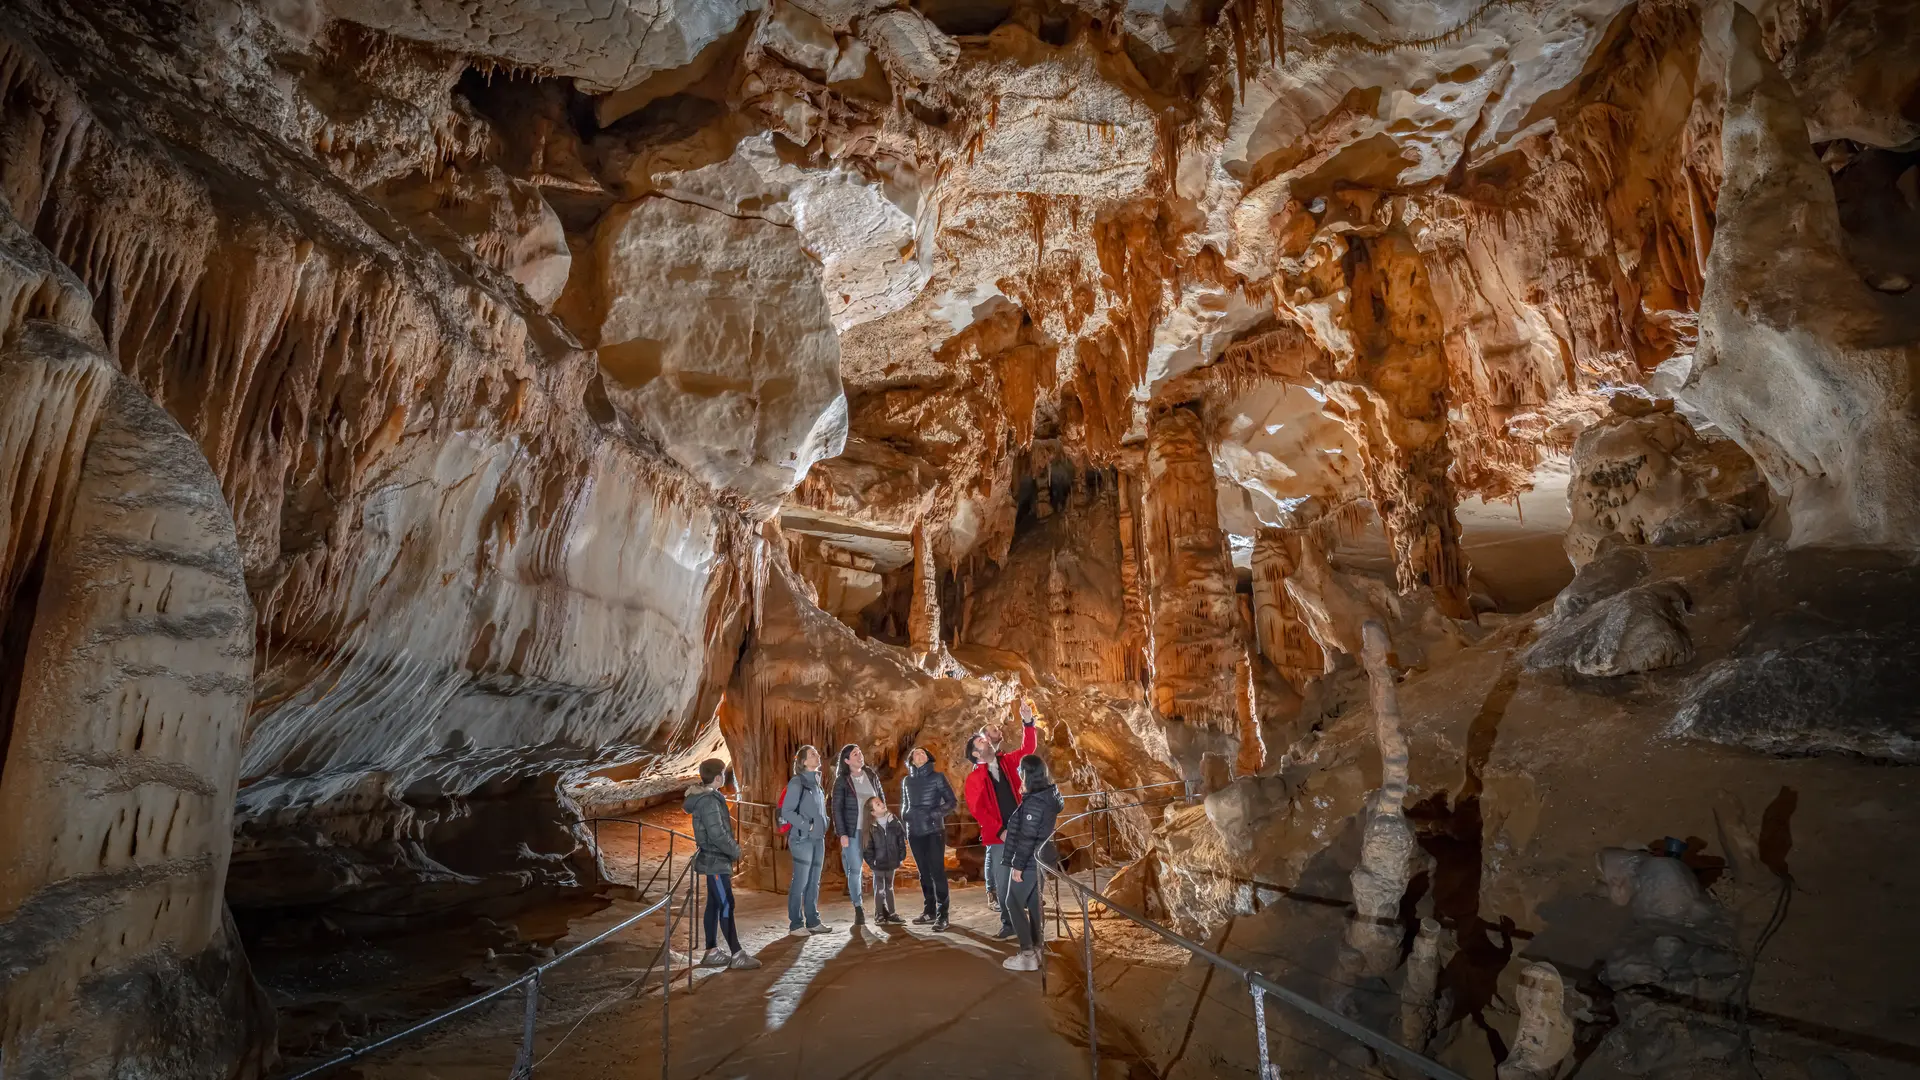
[1,0,1918,1067]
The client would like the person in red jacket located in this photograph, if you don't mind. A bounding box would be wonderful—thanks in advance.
[964,696,1037,938]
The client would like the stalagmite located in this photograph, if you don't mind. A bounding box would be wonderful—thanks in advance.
[1339,621,1420,979]
[1497,963,1577,1080]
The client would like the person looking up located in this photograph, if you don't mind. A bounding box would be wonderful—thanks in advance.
[831,743,884,928]
[862,796,909,925]
[963,696,1037,938]
[778,745,832,935]
[900,746,957,930]
[685,758,761,970]
[1000,753,1064,972]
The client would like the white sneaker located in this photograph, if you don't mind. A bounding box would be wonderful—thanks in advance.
[1001,950,1039,972]
[700,947,731,968]
[728,951,763,970]
[789,926,811,937]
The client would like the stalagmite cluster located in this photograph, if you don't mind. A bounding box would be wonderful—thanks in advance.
[0,0,1917,1074]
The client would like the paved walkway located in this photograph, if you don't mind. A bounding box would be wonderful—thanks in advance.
[355,883,1092,1079]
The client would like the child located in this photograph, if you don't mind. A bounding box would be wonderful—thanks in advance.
[860,795,910,925]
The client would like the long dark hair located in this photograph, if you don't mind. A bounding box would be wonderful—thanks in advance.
[1019,753,1052,792]
[834,743,860,792]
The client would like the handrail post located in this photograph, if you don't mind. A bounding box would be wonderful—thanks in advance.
[687,872,699,992]
[660,880,672,1080]
[1080,890,1097,1079]
[510,971,539,1079]
[1250,981,1280,1080]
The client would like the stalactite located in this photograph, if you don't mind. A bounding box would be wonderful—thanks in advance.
[908,519,940,662]
[1249,527,1327,689]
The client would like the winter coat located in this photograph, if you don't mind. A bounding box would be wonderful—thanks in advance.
[862,815,909,871]
[684,781,740,876]
[900,755,957,838]
[963,721,1036,845]
[831,763,883,840]
[1002,781,1064,875]
[779,770,830,845]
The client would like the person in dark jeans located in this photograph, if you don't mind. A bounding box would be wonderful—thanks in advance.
[899,746,956,930]
[684,758,761,970]
[999,754,1064,972]
[963,698,1038,937]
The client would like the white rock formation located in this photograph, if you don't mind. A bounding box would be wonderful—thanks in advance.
[590,194,849,511]
[1686,8,1920,550]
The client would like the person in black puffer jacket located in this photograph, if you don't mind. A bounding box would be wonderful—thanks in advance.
[861,796,910,924]
[1000,754,1064,972]
[899,746,956,928]
[830,744,884,926]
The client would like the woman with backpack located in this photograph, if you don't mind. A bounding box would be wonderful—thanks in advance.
[999,753,1065,972]
[778,745,832,935]
[899,746,956,930]
[685,758,761,970]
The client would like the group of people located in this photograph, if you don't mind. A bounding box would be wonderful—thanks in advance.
[683,698,1066,974]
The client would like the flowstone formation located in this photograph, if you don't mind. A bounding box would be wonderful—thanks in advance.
[0,0,1917,1074]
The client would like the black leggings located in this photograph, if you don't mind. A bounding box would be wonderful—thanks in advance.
[704,873,740,952]
[910,832,949,914]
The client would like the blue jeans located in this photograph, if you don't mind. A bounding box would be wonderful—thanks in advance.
[788,837,825,929]
[840,835,867,910]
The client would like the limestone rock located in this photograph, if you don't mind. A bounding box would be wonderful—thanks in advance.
[1670,547,1920,760]
[590,195,849,511]
[1565,402,1766,567]
[1685,9,1920,551]
[1526,580,1695,678]
[754,0,839,76]
[322,0,764,92]
[861,10,957,86]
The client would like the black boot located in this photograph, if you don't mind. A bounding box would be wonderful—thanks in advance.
[854,907,866,928]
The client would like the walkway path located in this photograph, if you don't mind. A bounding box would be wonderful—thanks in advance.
[353,883,1093,1079]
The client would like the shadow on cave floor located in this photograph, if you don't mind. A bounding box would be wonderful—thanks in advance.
[278,879,1135,1079]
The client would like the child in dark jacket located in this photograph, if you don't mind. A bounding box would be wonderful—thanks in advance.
[861,796,910,924]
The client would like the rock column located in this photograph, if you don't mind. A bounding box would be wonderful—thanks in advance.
[1143,403,1242,782]
[0,324,269,1076]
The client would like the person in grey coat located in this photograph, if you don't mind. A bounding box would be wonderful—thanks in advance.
[778,744,833,934]
[685,758,760,970]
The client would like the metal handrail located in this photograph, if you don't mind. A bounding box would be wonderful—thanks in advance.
[1037,864,1471,1080]
[282,858,694,1080]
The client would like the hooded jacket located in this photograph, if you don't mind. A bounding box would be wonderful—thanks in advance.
[963,720,1036,845]
[831,759,884,840]
[778,769,829,845]
[862,812,909,871]
[899,753,957,838]
[684,780,740,876]
[1002,780,1064,874]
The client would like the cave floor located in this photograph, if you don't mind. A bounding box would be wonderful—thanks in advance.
[340,882,1100,1079]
